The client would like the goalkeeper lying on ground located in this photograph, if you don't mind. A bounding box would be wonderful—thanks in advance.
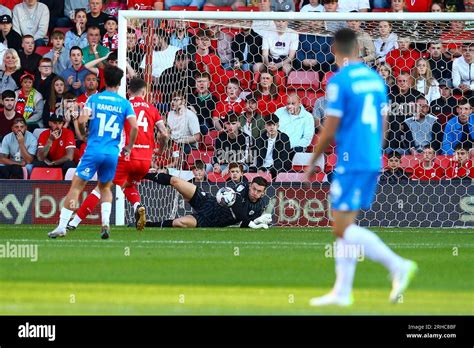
[145,173,272,229]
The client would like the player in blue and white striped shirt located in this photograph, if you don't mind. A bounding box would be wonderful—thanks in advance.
[306,29,417,306]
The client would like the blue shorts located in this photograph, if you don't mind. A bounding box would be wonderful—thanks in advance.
[76,152,118,183]
[330,171,379,211]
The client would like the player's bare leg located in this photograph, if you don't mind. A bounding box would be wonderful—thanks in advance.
[48,176,88,238]
[310,210,418,307]
[97,181,113,239]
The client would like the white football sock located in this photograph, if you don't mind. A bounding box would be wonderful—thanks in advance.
[58,207,74,229]
[101,202,112,226]
[344,224,404,275]
[133,202,140,213]
[69,215,82,228]
[332,238,357,298]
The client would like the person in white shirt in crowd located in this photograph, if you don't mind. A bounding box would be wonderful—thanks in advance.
[255,19,298,77]
[12,0,49,47]
[337,0,369,12]
[374,21,398,65]
[452,42,474,96]
[412,58,441,103]
[166,90,201,155]
[300,0,323,12]
[275,93,315,152]
[140,28,179,80]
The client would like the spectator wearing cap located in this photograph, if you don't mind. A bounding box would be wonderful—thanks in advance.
[427,42,453,82]
[430,79,458,126]
[239,93,265,148]
[158,51,195,113]
[452,42,474,97]
[231,20,263,73]
[18,35,42,74]
[61,46,91,96]
[0,117,37,178]
[12,0,49,47]
[253,114,293,179]
[0,5,12,17]
[43,30,72,76]
[87,0,110,37]
[0,90,22,142]
[139,28,179,79]
[210,112,248,175]
[64,8,88,51]
[0,14,22,53]
[442,98,474,155]
[33,112,76,175]
[167,90,201,155]
[15,73,44,130]
[82,26,110,65]
[102,15,118,51]
[275,93,315,152]
[188,72,218,135]
[0,48,21,100]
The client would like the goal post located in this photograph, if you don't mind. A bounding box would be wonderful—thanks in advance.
[116,10,474,228]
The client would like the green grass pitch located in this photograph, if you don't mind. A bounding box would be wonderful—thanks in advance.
[0,225,473,315]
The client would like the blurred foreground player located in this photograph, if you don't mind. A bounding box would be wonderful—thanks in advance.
[305,28,417,306]
[48,66,138,239]
[66,78,168,231]
[145,174,272,229]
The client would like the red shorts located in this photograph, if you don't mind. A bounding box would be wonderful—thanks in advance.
[113,158,151,187]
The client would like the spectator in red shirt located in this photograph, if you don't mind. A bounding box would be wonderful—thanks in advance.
[385,36,421,78]
[441,21,474,61]
[254,69,286,117]
[445,144,474,179]
[212,78,245,131]
[77,72,98,106]
[128,0,163,10]
[33,113,76,175]
[411,145,445,180]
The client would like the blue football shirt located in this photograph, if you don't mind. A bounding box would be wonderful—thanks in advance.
[325,62,388,173]
[83,91,136,156]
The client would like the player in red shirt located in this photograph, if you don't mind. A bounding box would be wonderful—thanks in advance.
[445,145,474,179]
[410,146,445,181]
[67,78,168,231]
[34,113,77,175]
[212,78,245,131]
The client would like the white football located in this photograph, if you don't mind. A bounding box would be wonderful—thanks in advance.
[216,187,237,207]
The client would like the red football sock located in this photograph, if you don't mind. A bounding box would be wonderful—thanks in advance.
[76,190,101,220]
[123,186,141,206]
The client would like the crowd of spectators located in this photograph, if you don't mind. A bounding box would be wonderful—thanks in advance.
[0,0,473,182]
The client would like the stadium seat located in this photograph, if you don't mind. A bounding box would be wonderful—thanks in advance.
[236,6,259,11]
[202,5,233,11]
[244,172,272,183]
[291,152,325,172]
[436,155,453,169]
[306,133,319,153]
[275,172,326,182]
[64,168,97,181]
[202,130,220,150]
[30,167,63,180]
[35,46,51,56]
[207,172,228,183]
[187,150,214,167]
[401,154,422,170]
[325,153,337,173]
[287,71,319,90]
[22,167,28,180]
[169,5,199,11]
[33,128,48,139]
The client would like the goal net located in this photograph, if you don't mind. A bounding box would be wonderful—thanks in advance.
[117,11,474,228]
